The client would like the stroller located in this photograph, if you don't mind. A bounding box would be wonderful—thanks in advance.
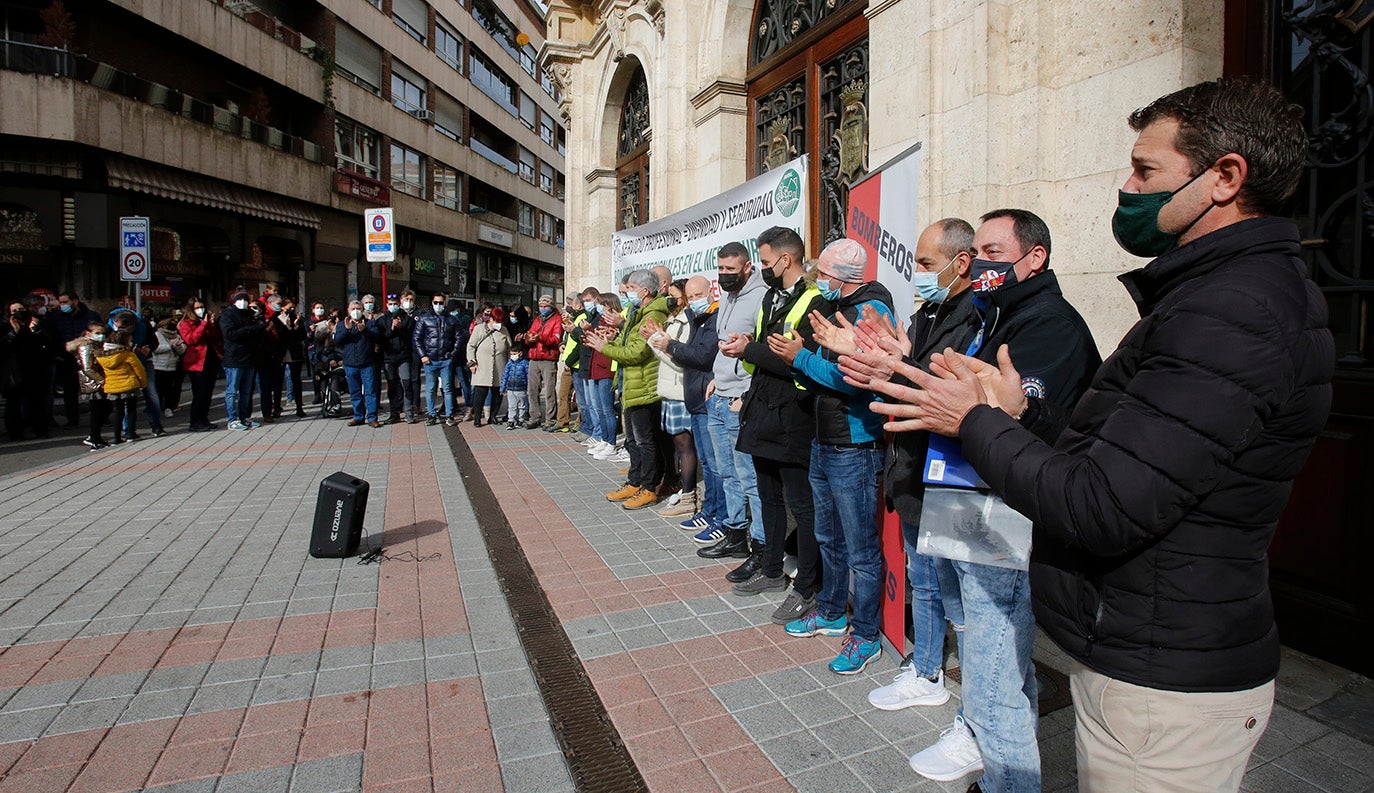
[319,361,348,418]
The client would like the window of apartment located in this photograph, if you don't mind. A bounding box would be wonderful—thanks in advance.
[435,91,464,142]
[469,50,517,117]
[555,172,565,200]
[518,147,536,184]
[519,91,537,131]
[365,0,383,10]
[538,211,555,244]
[391,61,428,117]
[518,203,535,237]
[390,143,425,198]
[539,110,555,147]
[435,19,464,73]
[335,117,381,178]
[520,44,538,78]
[433,162,462,210]
[392,0,428,44]
[335,23,382,94]
[540,68,557,100]
[470,0,519,61]
[539,162,554,195]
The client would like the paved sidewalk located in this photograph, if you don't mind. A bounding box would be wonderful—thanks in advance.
[0,412,1369,792]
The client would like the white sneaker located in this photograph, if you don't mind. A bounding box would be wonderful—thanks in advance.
[587,440,609,456]
[608,448,630,463]
[869,668,951,710]
[593,444,619,461]
[581,436,597,447]
[162,408,174,418]
[909,715,983,782]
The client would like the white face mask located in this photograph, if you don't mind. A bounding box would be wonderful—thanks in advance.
[349,309,363,321]
[194,307,205,318]
[234,299,248,311]
[90,332,104,342]
[313,307,325,318]
[402,300,414,310]
[102,342,119,351]
[362,303,375,312]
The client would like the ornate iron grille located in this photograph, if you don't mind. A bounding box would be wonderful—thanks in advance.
[752,0,858,65]
[755,75,807,173]
[819,40,868,244]
[1279,0,1374,366]
[619,170,642,230]
[618,68,650,159]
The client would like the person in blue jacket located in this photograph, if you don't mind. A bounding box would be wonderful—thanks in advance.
[334,300,382,427]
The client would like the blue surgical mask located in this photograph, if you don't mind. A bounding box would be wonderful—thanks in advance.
[583,300,596,314]
[388,304,401,313]
[815,278,843,302]
[539,306,552,316]
[623,291,641,309]
[688,297,710,315]
[60,304,73,313]
[913,255,959,304]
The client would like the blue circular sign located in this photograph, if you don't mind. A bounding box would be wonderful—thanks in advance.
[371,215,387,232]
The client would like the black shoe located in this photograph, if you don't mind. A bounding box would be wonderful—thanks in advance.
[725,545,763,583]
[426,415,439,426]
[150,428,167,438]
[296,408,308,417]
[126,432,142,442]
[697,529,750,559]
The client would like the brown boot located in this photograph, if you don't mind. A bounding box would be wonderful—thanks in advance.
[657,489,698,518]
[622,488,660,510]
[606,483,641,502]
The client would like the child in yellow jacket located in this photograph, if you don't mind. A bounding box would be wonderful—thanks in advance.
[95,330,148,444]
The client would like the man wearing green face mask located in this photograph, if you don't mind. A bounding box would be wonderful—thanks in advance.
[869,78,1335,793]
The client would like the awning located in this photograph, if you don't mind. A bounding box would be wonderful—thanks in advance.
[106,158,320,229]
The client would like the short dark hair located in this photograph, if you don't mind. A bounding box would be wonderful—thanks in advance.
[980,209,1052,264]
[1128,77,1306,216]
[58,291,79,302]
[756,226,805,261]
[580,286,601,299]
[717,241,749,262]
[934,218,975,260]
[431,292,446,301]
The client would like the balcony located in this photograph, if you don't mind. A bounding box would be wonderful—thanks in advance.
[0,40,322,164]
[469,138,518,175]
[210,0,320,58]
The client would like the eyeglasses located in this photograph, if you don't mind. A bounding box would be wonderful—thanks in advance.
[432,302,445,307]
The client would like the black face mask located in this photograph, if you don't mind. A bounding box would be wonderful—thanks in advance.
[666,297,679,311]
[762,267,784,291]
[717,272,744,293]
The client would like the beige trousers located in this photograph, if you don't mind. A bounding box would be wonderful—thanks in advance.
[1071,663,1273,793]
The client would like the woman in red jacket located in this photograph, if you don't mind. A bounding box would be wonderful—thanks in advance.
[179,297,223,432]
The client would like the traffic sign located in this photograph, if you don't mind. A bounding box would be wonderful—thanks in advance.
[119,216,151,282]
[364,207,394,263]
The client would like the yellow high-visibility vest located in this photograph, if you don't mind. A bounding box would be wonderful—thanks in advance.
[742,286,822,389]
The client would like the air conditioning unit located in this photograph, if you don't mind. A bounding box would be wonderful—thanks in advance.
[411,109,434,122]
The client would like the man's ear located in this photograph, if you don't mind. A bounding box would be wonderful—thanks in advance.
[1212,153,1248,206]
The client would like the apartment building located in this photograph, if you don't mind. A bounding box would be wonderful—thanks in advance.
[0,0,566,311]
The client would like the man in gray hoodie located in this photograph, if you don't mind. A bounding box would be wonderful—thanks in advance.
[698,242,769,560]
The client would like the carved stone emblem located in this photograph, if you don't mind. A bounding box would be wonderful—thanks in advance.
[834,79,868,183]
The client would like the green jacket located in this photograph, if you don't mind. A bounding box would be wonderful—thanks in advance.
[600,294,668,408]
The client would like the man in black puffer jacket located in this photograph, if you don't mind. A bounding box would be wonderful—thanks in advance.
[882,79,1334,793]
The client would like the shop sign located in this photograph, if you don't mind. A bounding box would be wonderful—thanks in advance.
[477,224,514,248]
[412,257,438,275]
[141,284,174,301]
[334,170,391,205]
[0,252,26,265]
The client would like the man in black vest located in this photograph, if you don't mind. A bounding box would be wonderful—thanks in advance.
[879,78,1334,793]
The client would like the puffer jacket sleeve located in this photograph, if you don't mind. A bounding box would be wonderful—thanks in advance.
[959,285,1319,558]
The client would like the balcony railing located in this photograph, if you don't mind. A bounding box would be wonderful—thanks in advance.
[212,0,319,58]
[1,40,323,164]
[469,138,519,175]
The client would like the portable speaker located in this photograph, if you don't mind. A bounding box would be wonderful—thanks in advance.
[310,472,369,558]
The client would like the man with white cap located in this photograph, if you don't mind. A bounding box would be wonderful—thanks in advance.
[523,293,564,429]
[772,237,895,677]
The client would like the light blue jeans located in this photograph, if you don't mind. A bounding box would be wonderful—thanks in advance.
[422,360,453,418]
[690,411,724,524]
[810,442,884,641]
[574,375,592,435]
[584,377,616,445]
[224,366,254,425]
[705,393,761,541]
[903,520,947,679]
[934,558,1040,793]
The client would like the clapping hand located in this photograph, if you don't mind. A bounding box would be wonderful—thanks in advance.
[718,332,750,358]
[766,332,803,364]
[639,317,664,340]
[809,310,858,357]
[866,345,1024,435]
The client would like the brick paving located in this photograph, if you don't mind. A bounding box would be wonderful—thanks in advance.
[0,410,1369,792]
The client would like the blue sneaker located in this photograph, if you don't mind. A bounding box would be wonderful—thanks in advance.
[784,609,848,637]
[829,635,882,675]
[692,524,725,545]
[679,512,710,531]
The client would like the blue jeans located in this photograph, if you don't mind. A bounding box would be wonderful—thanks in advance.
[690,411,724,523]
[344,365,379,421]
[224,366,254,425]
[573,375,591,435]
[903,520,947,678]
[705,393,762,541]
[810,441,883,641]
[934,558,1040,793]
[584,377,616,444]
[423,360,453,418]
[455,362,472,410]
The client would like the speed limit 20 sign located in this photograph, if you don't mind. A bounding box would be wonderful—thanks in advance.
[119,216,151,282]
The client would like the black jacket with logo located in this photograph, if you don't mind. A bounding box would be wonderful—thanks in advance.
[959,217,1334,692]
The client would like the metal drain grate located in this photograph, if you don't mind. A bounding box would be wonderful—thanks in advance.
[446,428,648,793]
